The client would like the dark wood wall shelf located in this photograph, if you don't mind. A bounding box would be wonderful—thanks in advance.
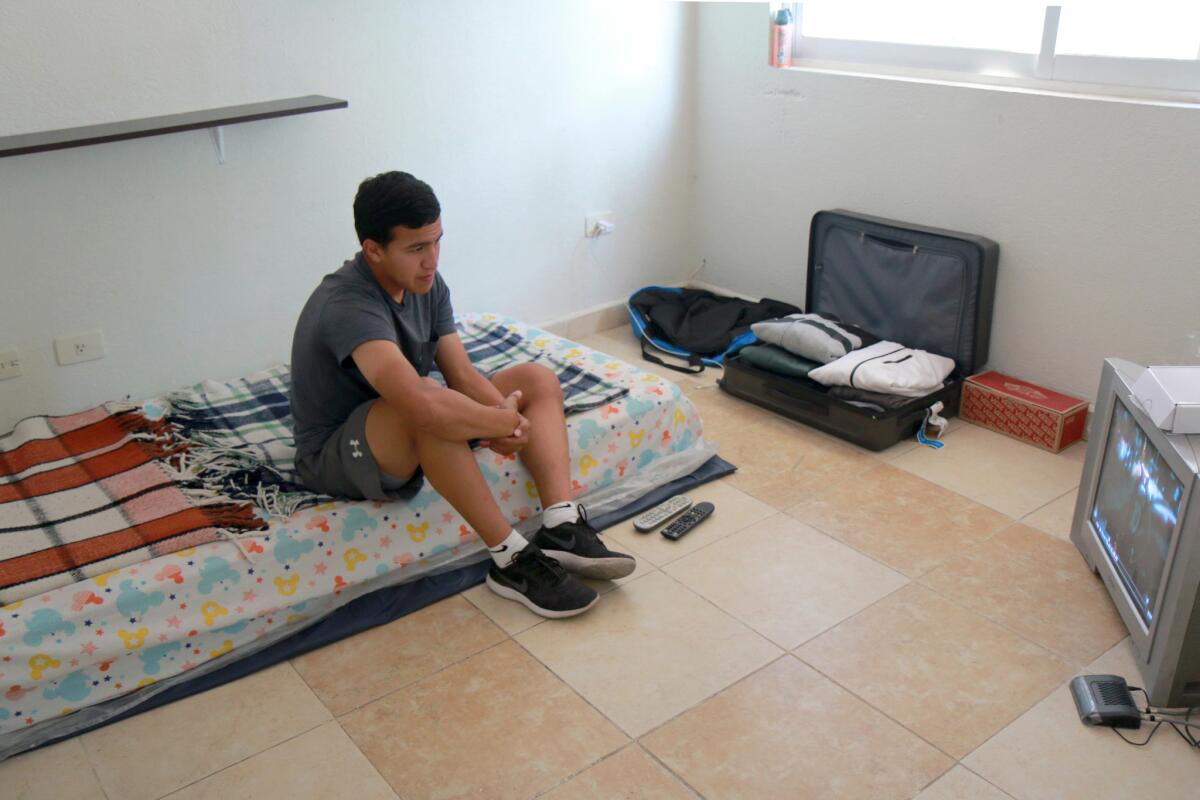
[0,95,348,159]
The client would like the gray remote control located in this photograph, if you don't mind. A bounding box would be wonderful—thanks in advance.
[661,502,715,540]
[633,494,693,532]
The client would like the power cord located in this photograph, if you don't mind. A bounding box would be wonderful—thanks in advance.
[1113,687,1200,750]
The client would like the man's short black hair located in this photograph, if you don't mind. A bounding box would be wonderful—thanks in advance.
[353,171,441,245]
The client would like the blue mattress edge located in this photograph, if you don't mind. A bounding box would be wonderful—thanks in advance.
[18,455,735,757]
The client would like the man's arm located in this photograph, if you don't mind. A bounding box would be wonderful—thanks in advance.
[435,333,507,406]
[435,333,532,454]
[353,339,521,442]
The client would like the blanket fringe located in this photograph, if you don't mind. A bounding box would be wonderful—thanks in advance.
[203,502,269,531]
[142,401,327,521]
[216,529,261,564]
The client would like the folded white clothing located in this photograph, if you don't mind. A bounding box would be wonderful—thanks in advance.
[751,313,878,364]
[808,340,955,398]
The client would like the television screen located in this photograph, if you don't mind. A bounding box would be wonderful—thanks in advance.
[1090,398,1187,628]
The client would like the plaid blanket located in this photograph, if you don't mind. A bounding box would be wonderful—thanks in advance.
[458,322,629,411]
[0,405,266,603]
[160,318,628,518]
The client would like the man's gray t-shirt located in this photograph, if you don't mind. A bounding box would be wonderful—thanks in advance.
[290,253,456,460]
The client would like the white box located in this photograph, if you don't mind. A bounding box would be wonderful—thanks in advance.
[1132,366,1200,434]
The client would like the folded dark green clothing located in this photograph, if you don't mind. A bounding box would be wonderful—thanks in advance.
[737,344,822,379]
[828,385,922,410]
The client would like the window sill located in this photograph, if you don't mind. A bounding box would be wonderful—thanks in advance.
[782,58,1200,111]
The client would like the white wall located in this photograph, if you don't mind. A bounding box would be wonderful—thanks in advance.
[693,3,1200,400]
[0,0,697,431]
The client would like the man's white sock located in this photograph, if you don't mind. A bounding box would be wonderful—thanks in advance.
[543,500,581,529]
[489,530,529,569]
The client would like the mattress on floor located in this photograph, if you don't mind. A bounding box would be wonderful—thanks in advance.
[0,315,715,754]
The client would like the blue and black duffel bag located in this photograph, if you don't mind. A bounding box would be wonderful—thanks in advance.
[627,286,801,374]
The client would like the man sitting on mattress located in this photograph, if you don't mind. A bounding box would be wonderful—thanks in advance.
[289,171,634,618]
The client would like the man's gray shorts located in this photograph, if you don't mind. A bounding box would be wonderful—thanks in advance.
[296,399,424,502]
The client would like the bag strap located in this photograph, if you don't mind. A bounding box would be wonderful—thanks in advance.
[640,339,705,374]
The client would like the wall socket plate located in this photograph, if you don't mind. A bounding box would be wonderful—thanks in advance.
[54,330,106,366]
[0,348,21,381]
[584,211,615,238]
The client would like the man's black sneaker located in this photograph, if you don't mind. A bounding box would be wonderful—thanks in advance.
[485,545,598,618]
[533,507,637,580]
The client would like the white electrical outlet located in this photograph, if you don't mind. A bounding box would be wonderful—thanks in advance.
[584,212,615,238]
[54,330,106,366]
[0,348,21,381]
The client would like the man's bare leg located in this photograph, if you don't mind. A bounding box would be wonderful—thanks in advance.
[489,363,572,509]
[490,363,635,580]
[363,378,598,617]
[363,384,510,548]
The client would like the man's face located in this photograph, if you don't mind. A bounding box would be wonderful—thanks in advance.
[363,218,443,298]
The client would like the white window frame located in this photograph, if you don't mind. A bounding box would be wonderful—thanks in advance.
[783,3,1200,104]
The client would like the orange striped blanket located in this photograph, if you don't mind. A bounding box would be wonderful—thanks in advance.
[0,405,265,603]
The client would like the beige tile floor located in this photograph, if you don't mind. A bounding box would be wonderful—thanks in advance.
[4,324,1198,799]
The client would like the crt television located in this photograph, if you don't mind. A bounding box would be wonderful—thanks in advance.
[1072,358,1200,708]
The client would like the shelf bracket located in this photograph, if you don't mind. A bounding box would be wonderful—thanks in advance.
[0,96,347,159]
[211,125,225,164]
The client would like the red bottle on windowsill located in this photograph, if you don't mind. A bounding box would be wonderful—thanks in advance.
[771,7,793,68]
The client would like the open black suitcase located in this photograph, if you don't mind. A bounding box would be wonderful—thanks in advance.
[720,209,999,451]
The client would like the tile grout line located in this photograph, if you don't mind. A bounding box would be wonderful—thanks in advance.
[512,568,784,782]
[651,565,786,660]
[785,649,961,765]
[634,652,794,754]
[821,576,1091,761]
[883,425,1085,520]
[907,766,955,798]
[687,377,1084,522]
[773,502,940,581]
[630,741,709,800]
[913,591,1116,766]
[644,547,968,755]
[329,633,515,722]
[502,635,635,791]
[87,750,112,800]
[465,555,787,797]
[621,499,780,573]
[461,584,549,637]
[659,515,914,653]
[152,718,329,800]
[656,556,925,753]
[331,637,531,800]
[773,456,1083,585]
[789,508,1019,582]
[629,646,961,796]
[330,716,404,800]
[787,579,912,653]
[77,696,322,800]
[1017,482,1079,528]
[525,741,708,800]
[145,661,335,799]
[913,563,1121,669]
[778,582,996,765]
[962,762,1022,800]
[783,578,1085,763]
[330,577,704,716]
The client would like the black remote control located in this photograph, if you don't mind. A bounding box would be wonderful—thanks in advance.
[661,502,715,540]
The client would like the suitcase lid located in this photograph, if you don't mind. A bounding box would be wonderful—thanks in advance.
[807,209,998,376]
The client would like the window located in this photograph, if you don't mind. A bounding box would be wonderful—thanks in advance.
[782,2,1200,99]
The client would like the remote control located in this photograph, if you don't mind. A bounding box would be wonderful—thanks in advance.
[633,494,694,532]
[661,502,715,540]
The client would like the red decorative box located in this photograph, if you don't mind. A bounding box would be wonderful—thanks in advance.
[961,371,1089,453]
